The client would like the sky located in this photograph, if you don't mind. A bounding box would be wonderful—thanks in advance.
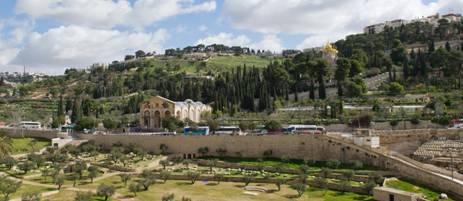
[0,0,462,74]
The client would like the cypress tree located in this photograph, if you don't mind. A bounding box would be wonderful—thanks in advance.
[403,57,409,80]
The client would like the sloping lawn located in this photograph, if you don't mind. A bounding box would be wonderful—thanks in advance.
[385,178,453,201]
[10,137,50,154]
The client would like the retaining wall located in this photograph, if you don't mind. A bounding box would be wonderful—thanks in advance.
[0,128,61,139]
[76,133,463,199]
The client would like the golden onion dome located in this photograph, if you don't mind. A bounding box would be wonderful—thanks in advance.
[322,42,338,55]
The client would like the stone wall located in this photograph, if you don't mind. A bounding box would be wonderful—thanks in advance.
[324,121,443,132]
[0,128,61,139]
[76,133,463,199]
[375,129,463,145]
[77,134,382,167]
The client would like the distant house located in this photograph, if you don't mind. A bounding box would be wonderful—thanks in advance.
[364,12,462,34]
[282,49,302,57]
[352,129,380,149]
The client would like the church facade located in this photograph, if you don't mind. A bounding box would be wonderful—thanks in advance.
[139,96,212,129]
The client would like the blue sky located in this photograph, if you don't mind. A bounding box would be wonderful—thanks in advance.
[0,0,461,74]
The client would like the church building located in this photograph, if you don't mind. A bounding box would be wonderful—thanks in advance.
[139,96,212,129]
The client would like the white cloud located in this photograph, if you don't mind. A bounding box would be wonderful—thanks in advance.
[196,32,251,47]
[296,33,347,50]
[15,0,216,29]
[10,26,169,74]
[196,33,283,52]
[251,34,283,52]
[223,0,463,49]
[0,18,33,66]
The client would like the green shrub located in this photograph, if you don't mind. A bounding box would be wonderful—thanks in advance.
[389,120,399,127]
[410,117,420,125]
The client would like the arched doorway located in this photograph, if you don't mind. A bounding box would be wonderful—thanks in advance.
[143,111,151,128]
[154,111,161,128]
[165,110,171,118]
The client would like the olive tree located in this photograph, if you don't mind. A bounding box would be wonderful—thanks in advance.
[0,176,21,201]
[96,184,115,201]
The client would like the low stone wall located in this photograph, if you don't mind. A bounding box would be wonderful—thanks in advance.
[324,121,443,132]
[0,128,61,139]
[153,173,369,195]
[375,128,463,145]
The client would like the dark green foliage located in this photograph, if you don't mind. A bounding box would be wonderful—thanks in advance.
[21,192,41,201]
[0,176,21,201]
[350,114,373,128]
[74,192,93,201]
[264,120,281,132]
[186,171,200,184]
[97,184,115,201]
[386,82,405,96]
[291,183,307,197]
[75,116,96,131]
[390,120,399,127]
[103,118,118,130]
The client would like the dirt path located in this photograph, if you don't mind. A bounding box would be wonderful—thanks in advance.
[2,156,166,201]
[10,190,60,201]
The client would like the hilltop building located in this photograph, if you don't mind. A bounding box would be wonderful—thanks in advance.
[364,13,462,34]
[139,96,212,129]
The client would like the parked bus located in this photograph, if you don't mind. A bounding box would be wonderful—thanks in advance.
[285,125,325,134]
[215,126,242,135]
[183,126,210,135]
[450,119,463,129]
[18,121,41,129]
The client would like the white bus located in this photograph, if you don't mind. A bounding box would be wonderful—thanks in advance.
[215,126,243,135]
[18,121,42,129]
[286,125,325,134]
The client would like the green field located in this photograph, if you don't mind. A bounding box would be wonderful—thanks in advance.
[385,178,452,201]
[144,55,274,74]
[199,157,380,172]
[207,55,274,69]
[10,137,50,154]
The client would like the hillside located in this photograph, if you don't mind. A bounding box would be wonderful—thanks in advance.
[1,16,462,129]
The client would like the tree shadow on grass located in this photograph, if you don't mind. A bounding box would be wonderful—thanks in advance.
[284,194,300,199]
[206,183,219,186]
[175,181,193,186]
[266,189,278,193]
[234,184,245,188]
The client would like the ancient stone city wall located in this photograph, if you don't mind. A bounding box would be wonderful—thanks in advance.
[77,133,463,199]
[0,128,60,139]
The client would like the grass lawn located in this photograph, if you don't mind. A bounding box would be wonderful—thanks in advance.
[10,137,50,154]
[200,157,379,173]
[10,184,55,199]
[207,55,273,69]
[385,178,453,201]
[77,175,373,201]
[45,190,112,201]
